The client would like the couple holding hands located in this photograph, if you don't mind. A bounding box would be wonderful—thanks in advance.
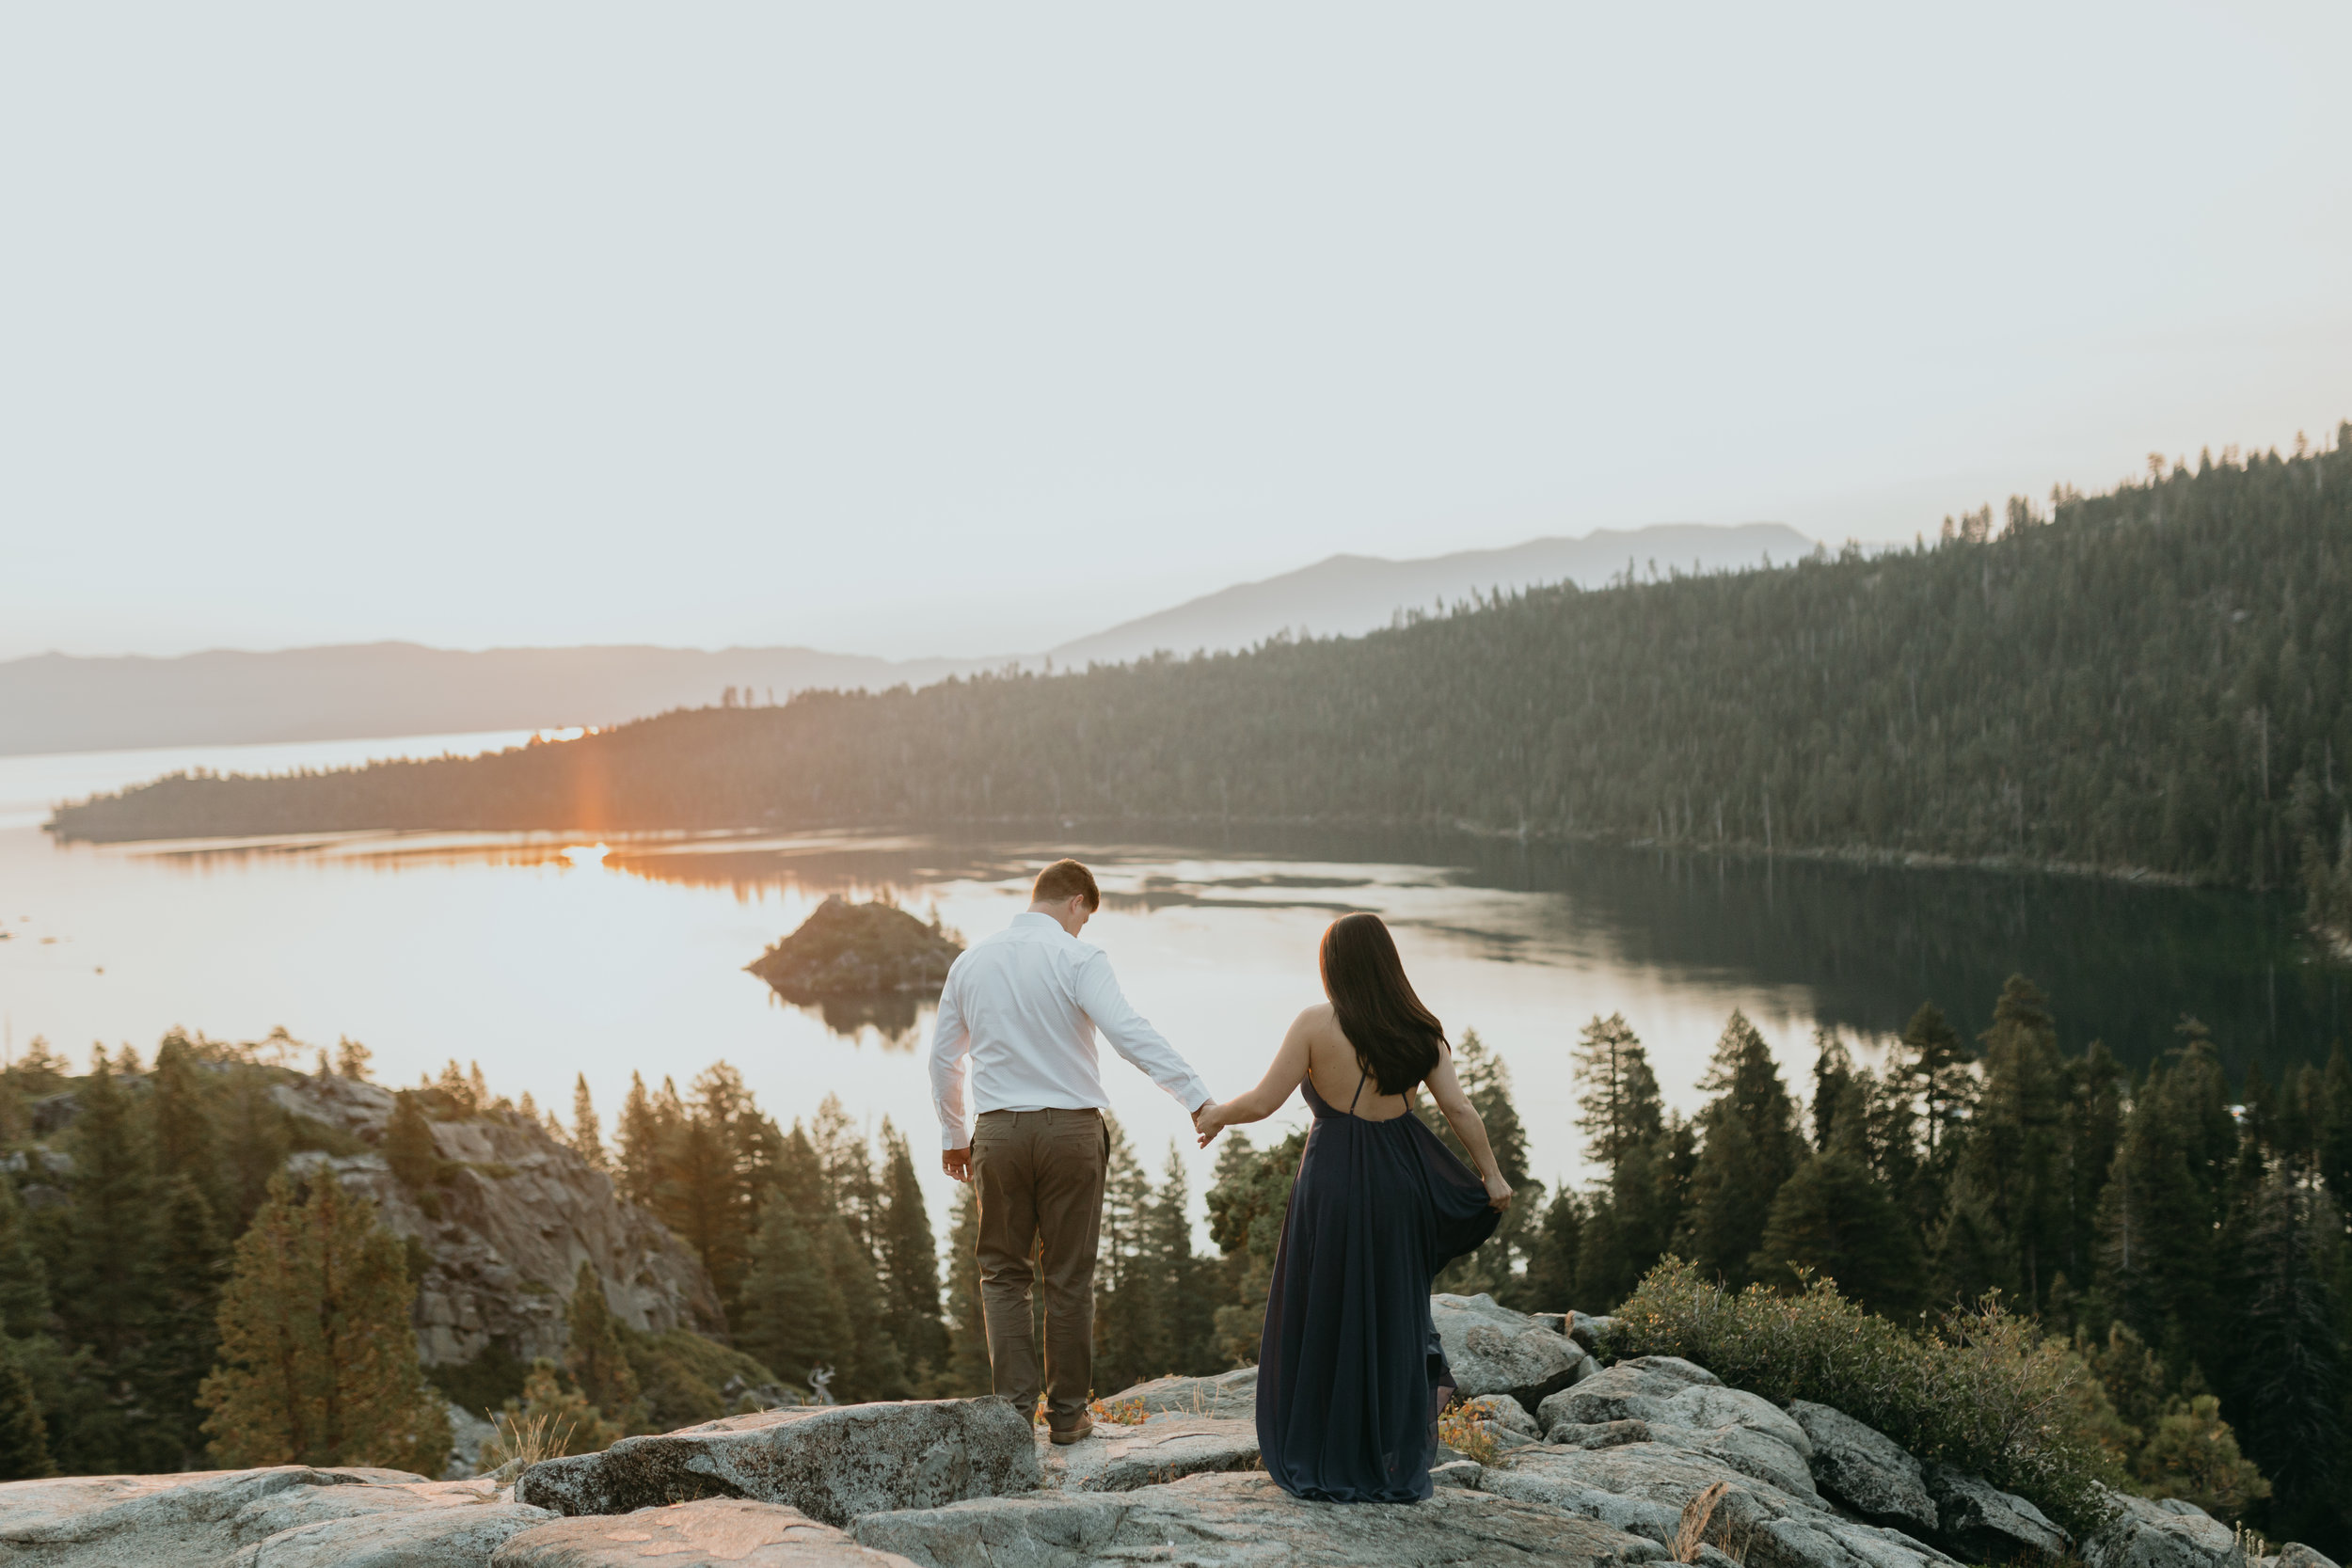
[928,858,1513,1504]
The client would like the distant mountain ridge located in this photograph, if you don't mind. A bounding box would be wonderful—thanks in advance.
[1,521,1814,756]
[0,642,989,757]
[1045,524,1814,667]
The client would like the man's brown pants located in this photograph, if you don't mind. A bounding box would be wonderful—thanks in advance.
[971,1107,1107,1432]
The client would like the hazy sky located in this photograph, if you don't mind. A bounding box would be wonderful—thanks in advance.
[5,3,2347,663]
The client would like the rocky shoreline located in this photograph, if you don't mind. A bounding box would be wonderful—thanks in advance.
[0,1294,2331,1568]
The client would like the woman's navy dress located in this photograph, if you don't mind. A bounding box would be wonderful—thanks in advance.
[1256,1071,1501,1502]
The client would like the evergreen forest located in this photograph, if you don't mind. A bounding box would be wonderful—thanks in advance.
[51,432,2352,944]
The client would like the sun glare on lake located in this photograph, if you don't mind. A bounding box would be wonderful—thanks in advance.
[562,842,611,869]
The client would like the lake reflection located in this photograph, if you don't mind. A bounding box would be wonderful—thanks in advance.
[2,735,2344,1244]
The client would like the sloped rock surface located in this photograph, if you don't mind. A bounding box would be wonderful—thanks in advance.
[516,1398,1039,1528]
[273,1073,724,1370]
[1788,1401,1934,1535]
[1536,1365,1814,1501]
[1431,1292,1591,1412]
[492,1497,917,1566]
[1040,1415,1260,1492]
[1923,1462,2072,1563]
[0,1465,549,1568]
[2278,1546,2343,1568]
[1482,1440,1961,1568]
[2086,1490,2242,1568]
[1102,1365,1258,1420]
[850,1467,1670,1567]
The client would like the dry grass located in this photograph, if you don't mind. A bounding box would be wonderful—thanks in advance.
[481,1410,580,1481]
[1671,1481,1732,1564]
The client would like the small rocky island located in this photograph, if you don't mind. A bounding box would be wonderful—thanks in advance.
[748,896,963,1037]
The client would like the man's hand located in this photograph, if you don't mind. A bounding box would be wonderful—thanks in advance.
[943,1147,972,1183]
[1192,1101,1223,1149]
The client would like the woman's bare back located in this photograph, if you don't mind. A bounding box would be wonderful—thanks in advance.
[1298,1002,1425,1122]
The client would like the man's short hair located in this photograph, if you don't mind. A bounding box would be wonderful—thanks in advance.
[1031,858,1100,910]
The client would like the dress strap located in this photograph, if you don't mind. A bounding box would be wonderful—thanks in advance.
[1348,1068,1368,1115]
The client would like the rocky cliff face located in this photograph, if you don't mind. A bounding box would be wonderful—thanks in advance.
[273,1073,723,1369]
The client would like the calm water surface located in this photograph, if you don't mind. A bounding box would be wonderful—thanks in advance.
[2,733,2342,1239]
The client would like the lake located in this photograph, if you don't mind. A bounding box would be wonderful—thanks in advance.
[3,732,2343,1240]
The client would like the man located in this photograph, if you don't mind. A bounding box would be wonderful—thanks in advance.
[929,858,1214,1444]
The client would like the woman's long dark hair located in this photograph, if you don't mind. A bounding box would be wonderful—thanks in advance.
[1319,912,1445,1096]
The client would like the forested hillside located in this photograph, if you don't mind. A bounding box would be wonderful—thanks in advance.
[53,432,2352,925]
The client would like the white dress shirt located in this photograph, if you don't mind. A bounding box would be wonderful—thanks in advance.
[929,911,1212,1150]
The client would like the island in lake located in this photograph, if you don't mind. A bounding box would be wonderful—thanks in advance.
[748,895,963,1041]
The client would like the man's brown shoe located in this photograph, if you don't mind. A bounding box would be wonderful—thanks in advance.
[1048,1417,1094,1446]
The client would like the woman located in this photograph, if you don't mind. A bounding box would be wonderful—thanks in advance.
[1194,912,1513,1503]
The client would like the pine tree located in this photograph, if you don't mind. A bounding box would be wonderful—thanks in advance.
[199,1171,451,1473]
[218,1064,291,1234]
[873,1123,946,1384]
[385,1091,438,1190]
[1146,1146,1217,1374]
[144,1176,226,1465]
[0,1338,52,1481]
[2227,1161,2344,1533]
[1899,1003,1974,1193]
[1677,1011,1801,1288]
[148,1032,219,1212]
[2094,1065,2214,1366]
[1520,1186,1584,1311]
[1574,1014,1663,1172]
[2061,1040,2125,1293]
[570,1074,606,1170]
[613,1072,665,1210]
[0,1177,51,1338]
[1092,1117,1160,1393]
[1752,1095,1926,1321]
[1809,1033,1856,1152]
[941,1182,990,1396]
[737,1201,850,1395]
[1959,975,2069,1309]
[60,1054,156,1367]
[1931,1166,2019,1308]
[839,1223,910,1403]
[1204,1129,1303,1366]
[563,1263,644,1433]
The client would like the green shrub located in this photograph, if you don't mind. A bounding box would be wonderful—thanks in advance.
[1607,1259,2119,1539]
[620,1327,795,1433]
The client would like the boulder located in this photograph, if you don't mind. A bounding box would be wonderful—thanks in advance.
[0,1465,550,1568]
[1097,1366,1257,1421]
[1480,1440,1961,1568]
[1459,1393,1541,1440]
[850,1468,1670,1567]
[1786,1400,1935,1536]
[1537,1357,1721,1431]
[1537,1366,1814,1501]
[1038,1415,1260,1492]
[2085,1490,2242,1568]
[516,1398,1039,1528]
[1923,1462,2072,1563]
[1569,1314,1616,1354]
[1430,1293,1589,1413]
[2279,1547,2343,1568]
[492,1498,917,1566]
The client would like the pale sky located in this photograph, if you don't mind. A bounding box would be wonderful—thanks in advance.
[4,3,2346,663]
